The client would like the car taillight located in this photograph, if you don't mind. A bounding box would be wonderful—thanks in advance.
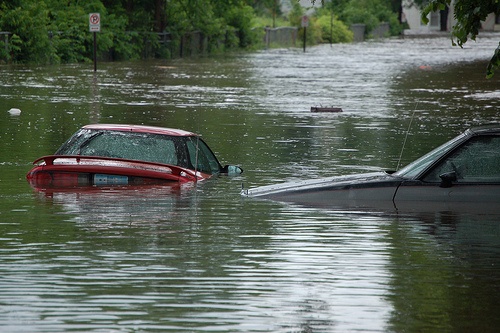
[28,171,53,187]
[28,171,90,188]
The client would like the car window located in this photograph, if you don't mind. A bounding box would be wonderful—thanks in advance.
[422,135,500,183]
[394,132,466,179]
[85,132,178,165]
[55,128,95,155]
[56,129,222,173]
[186,137,221,174]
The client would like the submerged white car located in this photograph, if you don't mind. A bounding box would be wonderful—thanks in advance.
[243,125,500,213]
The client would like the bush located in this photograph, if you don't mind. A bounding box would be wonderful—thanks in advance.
[47,6,88,63]
[340,0,401,37]
[315,14,354,43]
[225,5,257,48]
[0,2,54,63]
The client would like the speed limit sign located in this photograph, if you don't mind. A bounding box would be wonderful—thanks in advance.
[89,13,100,32]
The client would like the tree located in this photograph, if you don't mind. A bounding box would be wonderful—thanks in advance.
[249,0,280,27]
[421,0,500,78]
[0,1,54,63]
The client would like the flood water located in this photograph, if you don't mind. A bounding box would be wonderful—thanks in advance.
[1,36,500,332]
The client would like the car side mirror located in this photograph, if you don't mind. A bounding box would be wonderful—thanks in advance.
[222,165,243,175]
[439,171,457,188]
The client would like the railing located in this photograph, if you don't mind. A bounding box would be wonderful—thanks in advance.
[0,23,391,62]
[263,27,298,48]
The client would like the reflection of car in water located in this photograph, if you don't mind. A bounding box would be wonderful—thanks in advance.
[38,184,199,228]
[27,124,242,190]
[243,125,500,213]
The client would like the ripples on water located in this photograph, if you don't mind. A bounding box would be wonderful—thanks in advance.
[1,36,500,332]
[1,191,396,332]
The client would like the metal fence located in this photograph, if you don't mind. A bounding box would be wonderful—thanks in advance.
[0,30,227,61]
[263,27,298,48]
[154,31,212,58]
[351,22,390,42]
[0,23,390,62]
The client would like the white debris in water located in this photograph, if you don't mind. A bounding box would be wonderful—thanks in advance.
[8,108,21,115]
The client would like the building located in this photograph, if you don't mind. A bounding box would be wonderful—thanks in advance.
[402,0,500,34]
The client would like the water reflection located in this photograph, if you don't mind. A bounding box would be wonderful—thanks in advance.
[231,206,393,332]
[36,183,198,228]
[386,212,500,332]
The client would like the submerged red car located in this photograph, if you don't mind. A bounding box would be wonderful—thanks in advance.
[27,124,242,189]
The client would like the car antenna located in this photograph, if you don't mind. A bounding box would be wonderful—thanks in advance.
[194,135,200,183]
[396,102,418,170]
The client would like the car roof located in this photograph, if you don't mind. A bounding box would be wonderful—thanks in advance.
[82,124,198,137]
[468,124,500,135]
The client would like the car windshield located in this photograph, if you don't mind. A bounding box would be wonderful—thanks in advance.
[394,132,466,179]
[55,129,222,174]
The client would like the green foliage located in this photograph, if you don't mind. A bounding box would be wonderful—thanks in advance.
[377,7,403,36]
[47,4,89,63]
[251,0,282,17]
[288,0,305,27]
[7,34,22,59]
[486,42,500,79]
[251,15,290,28]
[315,13,353,43]
[342,4,379,33]
[0,0,263,63]
[340,0,401,36]
[0,1,54,63]
[225,5,257,48]
[0,0,404,64]
[421,0,500,77]
[288,1,318,45]
[423,0,498,46]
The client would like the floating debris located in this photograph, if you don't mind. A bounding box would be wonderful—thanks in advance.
[310,106,342,113]
[7,108,21,116]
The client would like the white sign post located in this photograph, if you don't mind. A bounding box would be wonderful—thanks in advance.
[301,15,309,28]
[89,13,101,32]
[89,13,100,71]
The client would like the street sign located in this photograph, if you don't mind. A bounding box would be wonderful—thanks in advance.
[89,13,100,71]
[301,15,309,28]
[89,13,100,32]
